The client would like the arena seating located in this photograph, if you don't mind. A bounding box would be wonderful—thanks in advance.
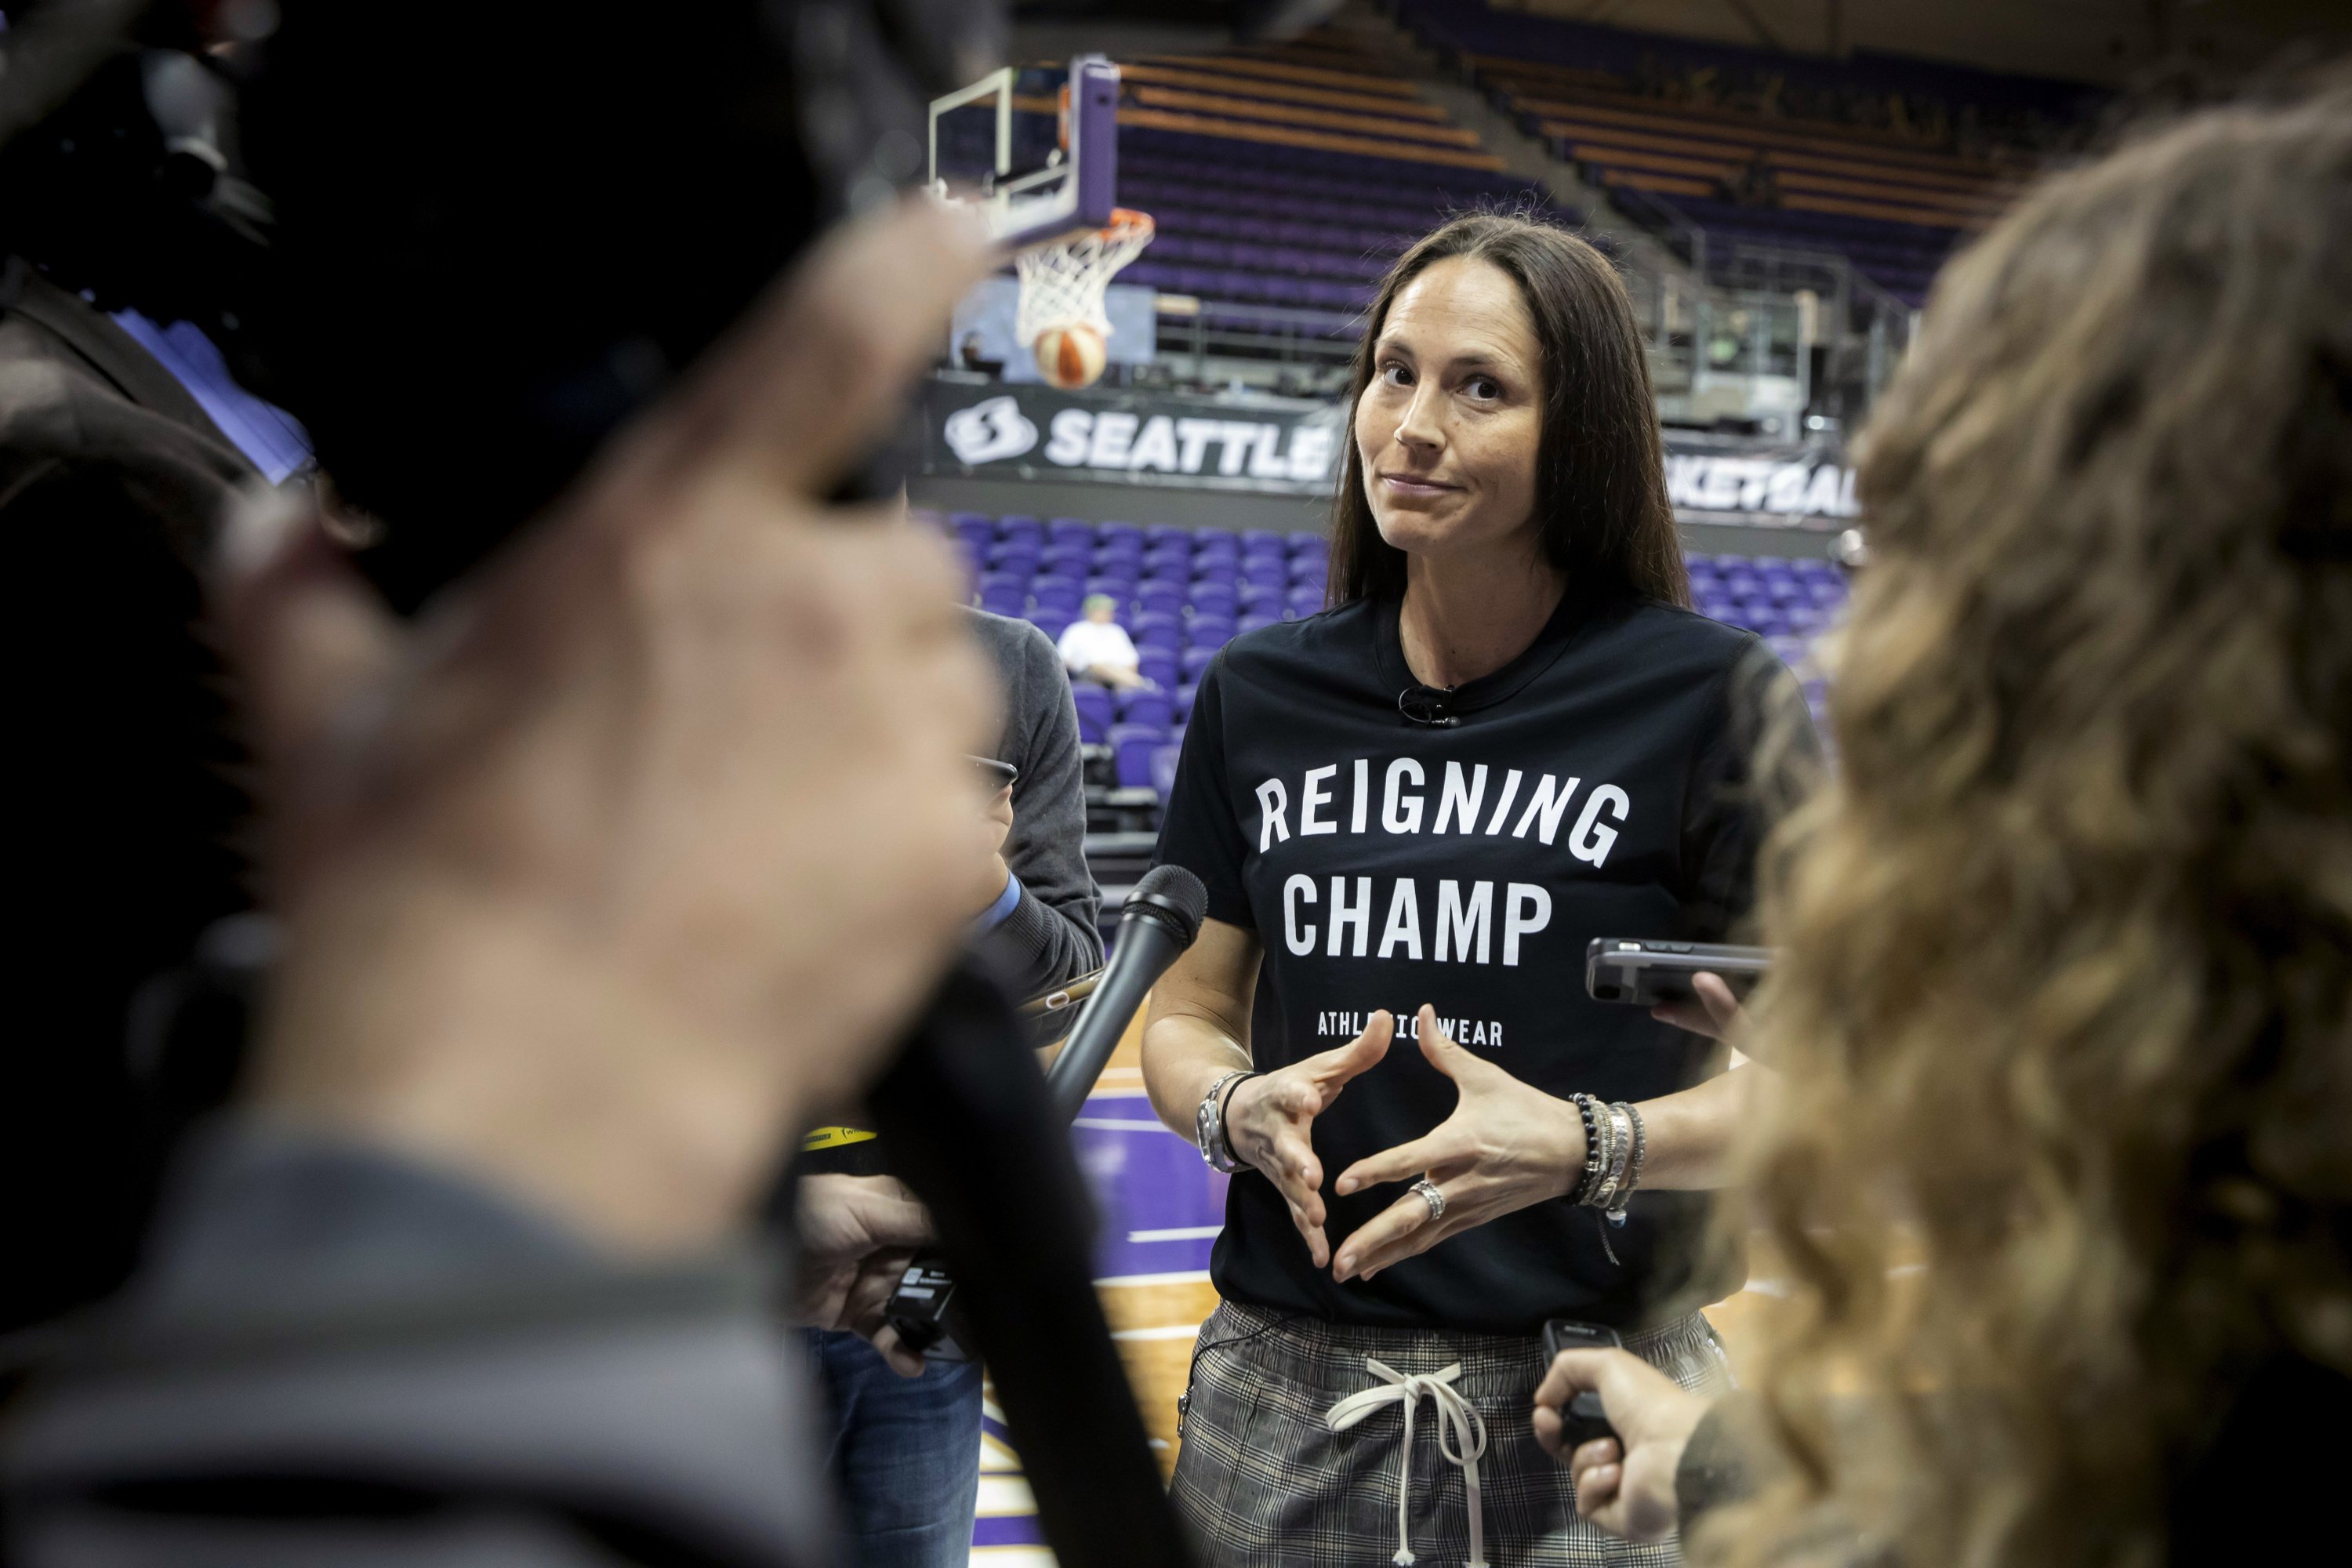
[930,509,1844,819]
[1387,0,2090,307]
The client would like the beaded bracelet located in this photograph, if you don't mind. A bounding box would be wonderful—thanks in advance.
[1569,1092,1606,1206]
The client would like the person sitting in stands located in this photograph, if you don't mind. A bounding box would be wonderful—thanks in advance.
[1057,593,1146,689]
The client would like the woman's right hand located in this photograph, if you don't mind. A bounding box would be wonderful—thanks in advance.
[1222,1011,1394,1269]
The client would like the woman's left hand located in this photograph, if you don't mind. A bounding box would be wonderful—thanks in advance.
[1328,1005,1586,1283]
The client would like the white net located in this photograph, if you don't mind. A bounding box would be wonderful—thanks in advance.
[1014,209,1155,346]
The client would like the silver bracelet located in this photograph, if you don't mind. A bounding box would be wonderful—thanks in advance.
[1592,1102,1633,1209]
[1606,1102,1646,1224]
[1195,1069,1259,1174]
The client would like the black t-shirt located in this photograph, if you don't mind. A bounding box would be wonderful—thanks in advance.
[1153,592,1814,1335]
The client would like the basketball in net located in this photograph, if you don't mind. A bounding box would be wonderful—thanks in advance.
[1017,207,1153,390]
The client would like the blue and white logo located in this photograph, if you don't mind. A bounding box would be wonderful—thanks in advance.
[943,396,1040,465]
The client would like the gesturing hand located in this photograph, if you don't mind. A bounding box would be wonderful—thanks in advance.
[1221,1012,1393,1269]
[1329,1005,1584,1283]
[1531,1347,1711,1542]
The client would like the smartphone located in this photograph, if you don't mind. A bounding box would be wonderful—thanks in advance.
[1019,965,1104,1047]
[1585,938,1772,1007]
[971,756,1018,789]
[1541,1319,1622,1448]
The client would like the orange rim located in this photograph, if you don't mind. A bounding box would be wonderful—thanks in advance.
[1100,207,1155,241]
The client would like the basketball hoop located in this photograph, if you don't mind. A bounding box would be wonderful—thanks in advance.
[1014,206,1156,347]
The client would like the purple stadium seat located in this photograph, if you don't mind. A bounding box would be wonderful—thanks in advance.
[1138,650,1180,689]
[1285,586,1323,618]
[1070,684,1113,745]
[1084,574,1136,604]
[1027,612,1072,645]
[1041,543,1091,576]
[996,514,1044,544]
[1118,689,1175,730]
[1144,542,1192,573]
[1145,524,1192,549]
[1189,582,1239,619]
[1236,579,1280,614]
[1047,518,1094,550]
[1288,556,1328,585]
[1030,575,1082,610]
[1195,528,1239,553]
[1191,559,1239,585]
[1287,532,1326,554]
[1174,684,1197,724]
[951,512,993,551]
[1187,615,1236,648]
[1131,613,1182,652]
[1098,521,1145,550]
[1136,581,1185,619]
[1240,562,1288,594]
[1094,536,1145,566]
[1109,724,1169,789]
[1181,646,1218,682]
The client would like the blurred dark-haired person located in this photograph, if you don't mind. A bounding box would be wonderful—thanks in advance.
[1141,214,1817,1566]
[0,24,310,1331]
[1530,81,2352,1568]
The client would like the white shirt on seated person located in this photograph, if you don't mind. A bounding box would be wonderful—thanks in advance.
[1058,598,1143,686]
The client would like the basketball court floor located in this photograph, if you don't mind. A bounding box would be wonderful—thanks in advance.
[969,1006,1791,1563]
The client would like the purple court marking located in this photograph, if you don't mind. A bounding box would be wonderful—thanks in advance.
[972,1514,1047,1548]
[1072,1092,1229,1278]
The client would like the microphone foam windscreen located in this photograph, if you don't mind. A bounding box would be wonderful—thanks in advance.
[1133,864,1210,947]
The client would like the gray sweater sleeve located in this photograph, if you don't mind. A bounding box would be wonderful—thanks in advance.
[968,611,1103,997]
[1,1123,834,1568]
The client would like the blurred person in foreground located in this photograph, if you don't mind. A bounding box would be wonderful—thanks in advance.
[0,198,1000,1568]
[1058,591,1149,688]
[1528,81,2352,1568]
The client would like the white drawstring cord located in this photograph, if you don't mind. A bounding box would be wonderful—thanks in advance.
[1324,1356,1490,1568]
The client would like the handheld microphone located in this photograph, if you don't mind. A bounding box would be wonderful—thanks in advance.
[884,864,1207,1357]
[1044,863,1209,1121]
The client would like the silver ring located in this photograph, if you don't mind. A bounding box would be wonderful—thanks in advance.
[1410,1177,1446,1222]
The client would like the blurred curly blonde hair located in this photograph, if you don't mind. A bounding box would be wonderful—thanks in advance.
[1708,82,2352,1568]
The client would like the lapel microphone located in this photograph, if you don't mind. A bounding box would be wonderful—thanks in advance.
[1398,685,1461,728]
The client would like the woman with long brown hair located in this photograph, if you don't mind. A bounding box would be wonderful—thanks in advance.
[1533,81,2352,1568]
[1142,212,1814,1566]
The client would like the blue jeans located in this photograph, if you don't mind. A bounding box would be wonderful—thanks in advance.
[808,1329,984,1568]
